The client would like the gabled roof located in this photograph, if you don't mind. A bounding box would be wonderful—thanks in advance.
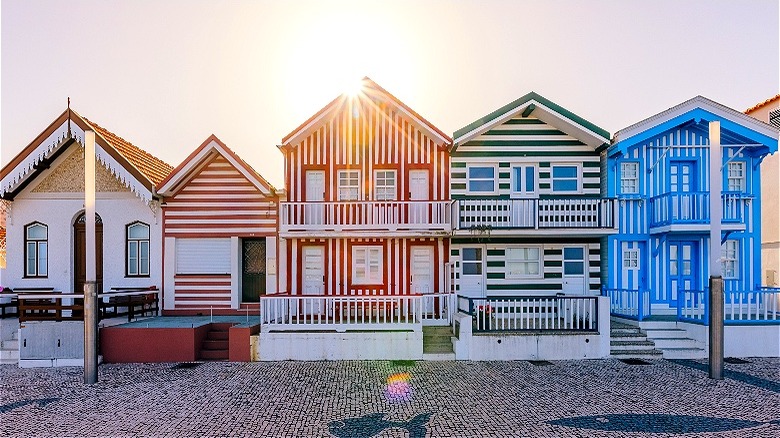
[610,96,780,157]
[452,91,610,151]
[746,94,780,114]
[0,108,173,201]
[157,134,276,197]
[280,77,451,148]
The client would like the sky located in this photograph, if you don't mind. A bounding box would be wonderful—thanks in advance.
[2,0,778,187]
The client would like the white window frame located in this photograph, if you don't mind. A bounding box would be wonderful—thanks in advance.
[511,165,538,198]
[374,170,397,201]
[721,240,739,279]
[726,161,746,192]
[126,222,150,277]
[466,165,497,194]
[25,222,48,278]
[551,164,582,193]
[622,249,639,270]
[620,162,640,194]
[505,246,542,279]
[338,170,361,201]
[352,245,383,285]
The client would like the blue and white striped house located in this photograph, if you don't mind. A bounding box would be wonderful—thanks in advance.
[603,96,779,319]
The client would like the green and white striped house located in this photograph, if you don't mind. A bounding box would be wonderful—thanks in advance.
[449,92,618,298]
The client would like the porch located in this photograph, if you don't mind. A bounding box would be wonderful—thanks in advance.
[279,201,452,236]
[453,198,617,235]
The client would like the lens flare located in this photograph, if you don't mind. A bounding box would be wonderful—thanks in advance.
[385,372,413,402]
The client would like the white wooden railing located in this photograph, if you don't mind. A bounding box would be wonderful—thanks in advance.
[678,288,780,324]
[280,201,452,233]
[649,192,748,227]
[455,198,616,230]
[603,288,651,321]
[458,295,599,331]
[260,293,454,332]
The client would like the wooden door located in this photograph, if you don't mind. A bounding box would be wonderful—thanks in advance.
[302,246,325,314]
[305,170,325,225]
[242,238,266,302]
[74,213,103,294]
[562,246,587,295]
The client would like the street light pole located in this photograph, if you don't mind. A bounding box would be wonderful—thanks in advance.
[708,121,724,380]
[84,130,98,384]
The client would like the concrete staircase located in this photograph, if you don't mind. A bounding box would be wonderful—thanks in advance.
[422,326,455,361]
[642,322,706,359]
[610,321,663,360]
[199,323,231,361]
[0,328,19,365]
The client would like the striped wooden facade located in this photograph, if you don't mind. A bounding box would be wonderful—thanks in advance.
[159,137,278,312]
[284,237,449,296]
[279,78,452,297]
[451,118,602,199]
[450,92,612,297]
[605,97,779,308]
[450,238,602,295]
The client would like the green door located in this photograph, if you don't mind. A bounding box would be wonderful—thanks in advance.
[242,238,266,302]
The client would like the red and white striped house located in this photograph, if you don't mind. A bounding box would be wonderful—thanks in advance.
[278,78,452,301]
[157,135,278,314]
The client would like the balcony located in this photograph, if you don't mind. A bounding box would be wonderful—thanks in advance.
[648,192,749,232]
[453,198,617,236]
[279,201,452,237]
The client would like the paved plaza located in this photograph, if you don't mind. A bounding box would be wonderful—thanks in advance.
[1,358,779,437]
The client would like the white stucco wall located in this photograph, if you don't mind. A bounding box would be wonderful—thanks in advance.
[5,191,162,294]
[258,330,423,360]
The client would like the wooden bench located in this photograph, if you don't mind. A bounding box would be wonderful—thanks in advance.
[101,288,159,322]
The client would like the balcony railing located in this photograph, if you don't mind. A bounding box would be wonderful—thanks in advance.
[648,192,749,228]
[260,293,454,332]
[455,198,616,230]
[280,201,452,233]
[603,287,650,321]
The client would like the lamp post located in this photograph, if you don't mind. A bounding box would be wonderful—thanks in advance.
[708,121,724,380]
[84,130,98,384]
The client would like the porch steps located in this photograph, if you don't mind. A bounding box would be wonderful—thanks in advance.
[422,326,455,361]
[609,321,662,360]
[0,329,19,365]
[199,323,231,361]
[643,328,706,359]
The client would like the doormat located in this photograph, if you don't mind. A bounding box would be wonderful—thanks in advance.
[528,360,553,366]
[724,357,751,364]
[390,360,416,367]
[172,362,204,369]
[619,358,651,365]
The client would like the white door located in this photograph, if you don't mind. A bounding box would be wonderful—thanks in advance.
[409,170,429,224]
[460,247,485,298]
[411,247,434,313]
[562,246,587,295]
[305,171,325,225]
[302,246,325,314]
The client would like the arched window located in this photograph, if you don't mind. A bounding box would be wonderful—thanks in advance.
[126,222,150,277]
[25,222,48,277]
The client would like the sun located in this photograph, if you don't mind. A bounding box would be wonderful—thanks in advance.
[345,77,366,97]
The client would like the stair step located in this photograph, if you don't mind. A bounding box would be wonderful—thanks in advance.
[610,341,657,351]
[644,329,688,339]
[423,353,455,361]
[207,331,229,341]
[423,343,454,354]
[610,331,645,337]
[202,340,229,350]
[651,337,699,349]
[610,349,663,360]
[661,347,707,360]
[199,349,229,360]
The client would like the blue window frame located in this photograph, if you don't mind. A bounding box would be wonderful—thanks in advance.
[512,165,537,197]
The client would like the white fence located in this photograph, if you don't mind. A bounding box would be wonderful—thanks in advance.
[260,293,454,332]
[280,201,452,233]
[455,198,616,230]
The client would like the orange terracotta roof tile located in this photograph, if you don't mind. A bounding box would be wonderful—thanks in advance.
[82,117,173,185]
[746,95,780,114]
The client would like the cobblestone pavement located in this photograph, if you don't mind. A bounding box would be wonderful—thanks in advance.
[1,358,779,437]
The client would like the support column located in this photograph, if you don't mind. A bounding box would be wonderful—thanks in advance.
[84,130,98,384]
[708,120,723,380]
